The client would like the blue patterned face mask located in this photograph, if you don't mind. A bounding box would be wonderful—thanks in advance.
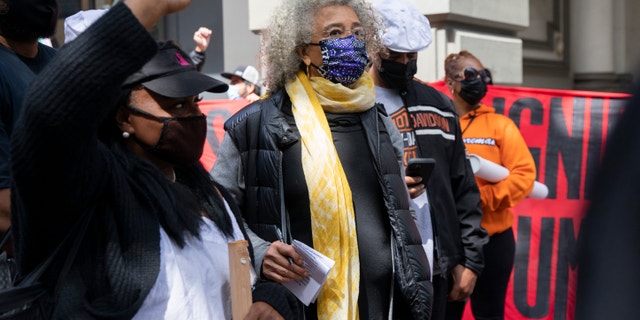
[309,35,370,86]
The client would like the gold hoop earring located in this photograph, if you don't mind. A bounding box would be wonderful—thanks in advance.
[306,64,310,77]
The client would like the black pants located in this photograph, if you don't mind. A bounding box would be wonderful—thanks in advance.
[445,228,515,320]
[430,272,450,320]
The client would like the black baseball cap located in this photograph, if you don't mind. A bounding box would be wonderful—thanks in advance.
[124,41,228,98]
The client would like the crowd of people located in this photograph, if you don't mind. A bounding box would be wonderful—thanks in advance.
[5,0,624,319]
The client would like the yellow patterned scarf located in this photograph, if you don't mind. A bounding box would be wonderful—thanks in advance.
[285,71,375,320]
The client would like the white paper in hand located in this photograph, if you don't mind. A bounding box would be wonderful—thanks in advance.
[282,240,335,306]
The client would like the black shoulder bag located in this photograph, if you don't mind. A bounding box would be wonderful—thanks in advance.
[0,213,91,319]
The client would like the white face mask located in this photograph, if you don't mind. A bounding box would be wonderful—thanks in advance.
[226,84,241,100]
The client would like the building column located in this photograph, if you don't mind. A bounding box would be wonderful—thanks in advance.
[571,0,618,91]
[419,0,529,85]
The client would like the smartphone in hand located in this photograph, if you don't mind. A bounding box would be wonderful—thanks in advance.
[405,158,436,183]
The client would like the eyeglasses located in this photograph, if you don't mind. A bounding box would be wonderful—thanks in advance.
[315,26,367,40]
[452,67,491,84]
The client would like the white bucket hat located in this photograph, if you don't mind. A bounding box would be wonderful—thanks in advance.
[373,0,432,52]
[64,9,108,44]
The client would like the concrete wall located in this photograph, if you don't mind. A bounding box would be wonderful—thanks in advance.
[622,0,640,84]
[222,0,262,74]
[163,0,262,98]
[247,0,528,86]
[161,1,225,74]
[71,0,637,93]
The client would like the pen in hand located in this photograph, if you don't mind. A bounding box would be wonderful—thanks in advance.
[275,227,295,265]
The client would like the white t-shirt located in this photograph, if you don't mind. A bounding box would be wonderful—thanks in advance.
[133,201,256,319]
[376,85,435,279]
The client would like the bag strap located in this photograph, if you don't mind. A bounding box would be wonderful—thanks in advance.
[16,211,92,289]
[278,153,291,244]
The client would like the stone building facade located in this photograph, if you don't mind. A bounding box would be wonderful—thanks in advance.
[59,0,640,92]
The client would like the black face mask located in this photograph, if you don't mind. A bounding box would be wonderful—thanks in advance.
[0,0,58,41]
[126,106,207,166]
[459,77,488,106]
[378,59,417,88]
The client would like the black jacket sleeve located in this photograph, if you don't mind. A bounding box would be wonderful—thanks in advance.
[189,50,206,72]
[10,2,158,272]
[252,280,303,320]
[450,120,488,275]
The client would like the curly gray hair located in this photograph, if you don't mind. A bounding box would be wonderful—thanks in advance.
[260,0,383,92]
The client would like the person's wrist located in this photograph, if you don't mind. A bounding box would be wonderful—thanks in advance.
[464,265,479,277]
[124,0,167,30]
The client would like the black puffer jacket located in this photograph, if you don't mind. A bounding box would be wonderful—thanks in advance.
[215,88,433,319]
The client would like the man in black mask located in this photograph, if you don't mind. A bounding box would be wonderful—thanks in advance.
[0,0,58,248]
[369,1,488,320]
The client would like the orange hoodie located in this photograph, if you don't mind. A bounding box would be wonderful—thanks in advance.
[460,104,536,236]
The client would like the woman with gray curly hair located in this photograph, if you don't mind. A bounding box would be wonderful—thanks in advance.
[213,0,433,319]
[260,0,382,92]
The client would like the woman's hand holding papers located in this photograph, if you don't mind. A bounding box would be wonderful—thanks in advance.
[263,241,309,283]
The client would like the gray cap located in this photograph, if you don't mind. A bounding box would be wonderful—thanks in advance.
[373,0,432,52]
[221,65,260,86]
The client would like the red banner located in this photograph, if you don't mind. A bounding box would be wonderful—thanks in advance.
[200,83,630,320]
[199,99,251,172]
[428,81,629,320]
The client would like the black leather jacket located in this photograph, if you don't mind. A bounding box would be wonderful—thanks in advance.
[217,88,433,319]
[400,81,488,276]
